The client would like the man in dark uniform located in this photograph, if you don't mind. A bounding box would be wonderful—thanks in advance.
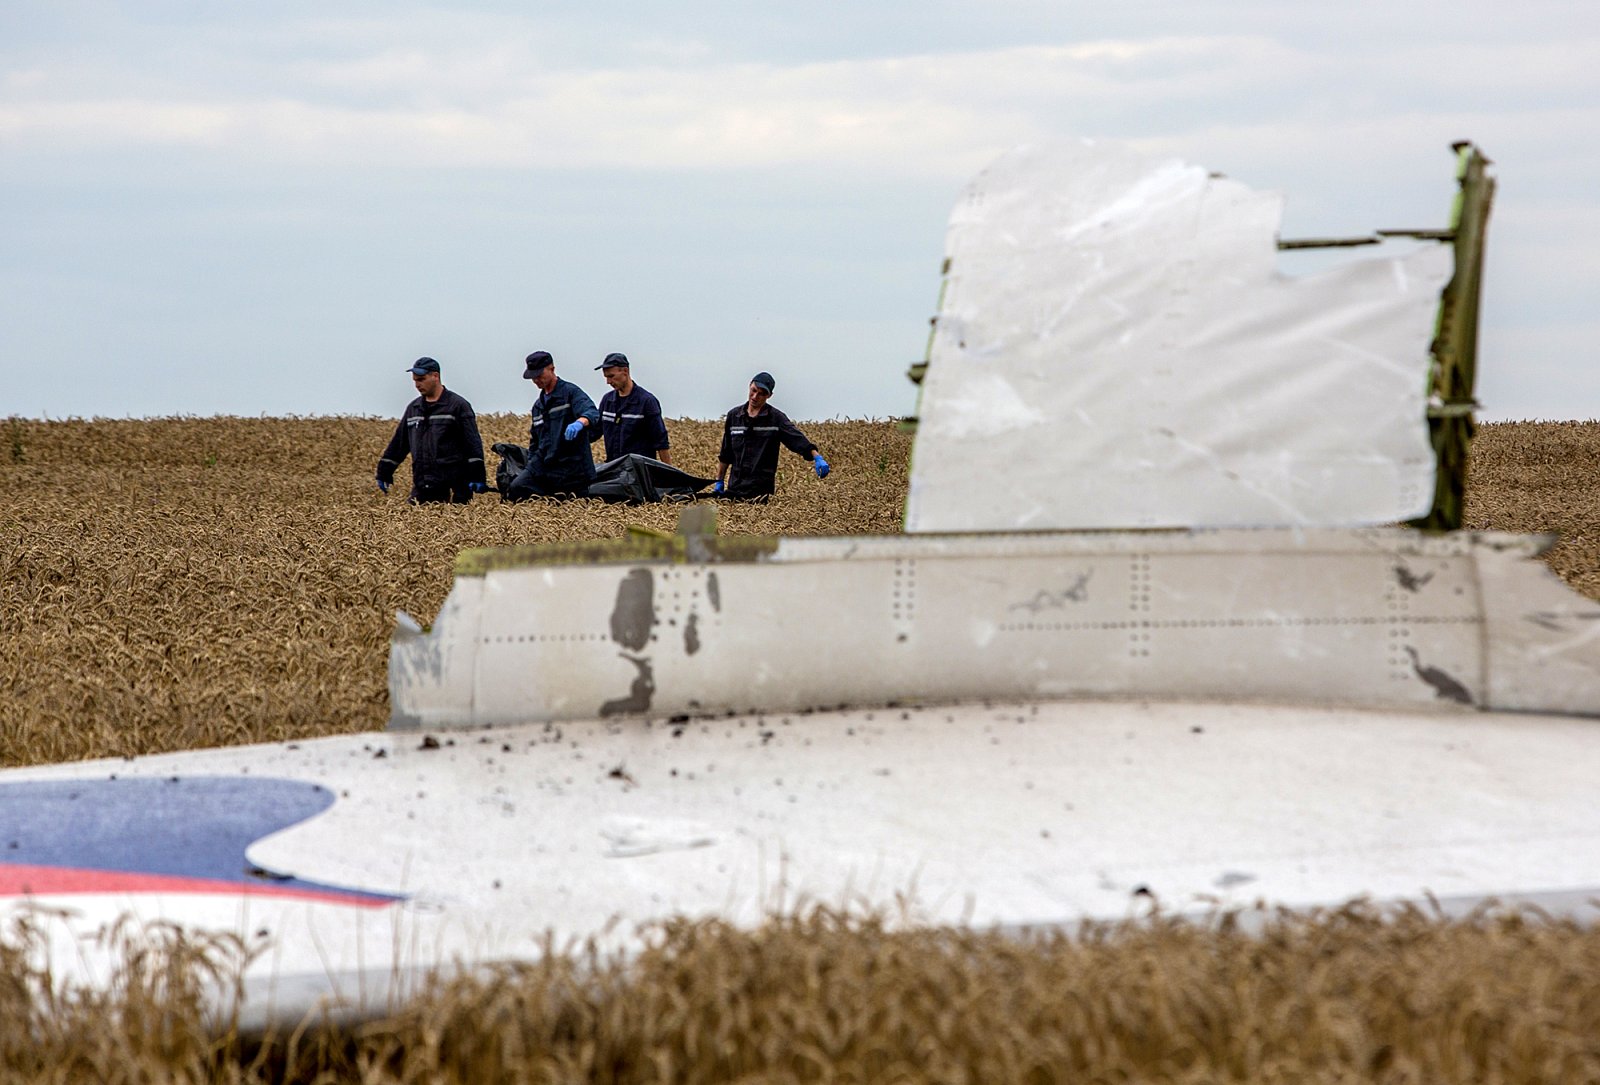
[505,350,601,501]
[715,371,830,501]
[375,357,488,504]
[593,352,672,464]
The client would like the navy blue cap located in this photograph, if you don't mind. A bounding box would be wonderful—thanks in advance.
[751,371,775,393]
[523,351,553,378]
[407,357,440,377]
[595,352,630,370]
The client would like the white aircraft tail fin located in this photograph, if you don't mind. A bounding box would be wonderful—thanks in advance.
[904,140,1470,533]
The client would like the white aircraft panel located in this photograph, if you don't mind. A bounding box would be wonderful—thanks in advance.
[7,699,1600,1029]
[905,140,1452,532]
[391,529,1600,728]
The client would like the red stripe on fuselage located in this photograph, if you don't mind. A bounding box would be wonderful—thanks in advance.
[0,864,394,908]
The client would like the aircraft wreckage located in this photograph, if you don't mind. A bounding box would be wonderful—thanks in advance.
[7,139,1600,1031]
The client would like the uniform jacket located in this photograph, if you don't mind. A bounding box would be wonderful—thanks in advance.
[718,402,816,498]
[528,378,601,486]
[377,388,486,488]
[596,384,670,462]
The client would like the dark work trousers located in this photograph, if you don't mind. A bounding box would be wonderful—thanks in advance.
[411,481,473,505]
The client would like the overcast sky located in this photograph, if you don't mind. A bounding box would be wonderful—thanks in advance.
[3,1,1596,422]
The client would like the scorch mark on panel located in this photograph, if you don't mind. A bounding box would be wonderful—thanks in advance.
[610,569,656,652]
[600,656,655,717]
[1394,565,1434,593]
[1405,646,1473,705]
[1009,571,1093,613]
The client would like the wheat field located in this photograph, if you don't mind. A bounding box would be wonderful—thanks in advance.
[5,416,1597,768]
[1,415,908,766]
[3,416,1600,1083]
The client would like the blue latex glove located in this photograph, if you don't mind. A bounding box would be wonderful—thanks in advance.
[468,481,488,493]
[376,477,390,493]
[563,420,585,440]
[813,454,830,479]
[713,480,724,495]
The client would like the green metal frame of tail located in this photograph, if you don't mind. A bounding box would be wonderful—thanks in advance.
[1411,142,1495,531]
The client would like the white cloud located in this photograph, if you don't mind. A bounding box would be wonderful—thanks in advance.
[0,99,233,142]
[4,29,1595,184]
